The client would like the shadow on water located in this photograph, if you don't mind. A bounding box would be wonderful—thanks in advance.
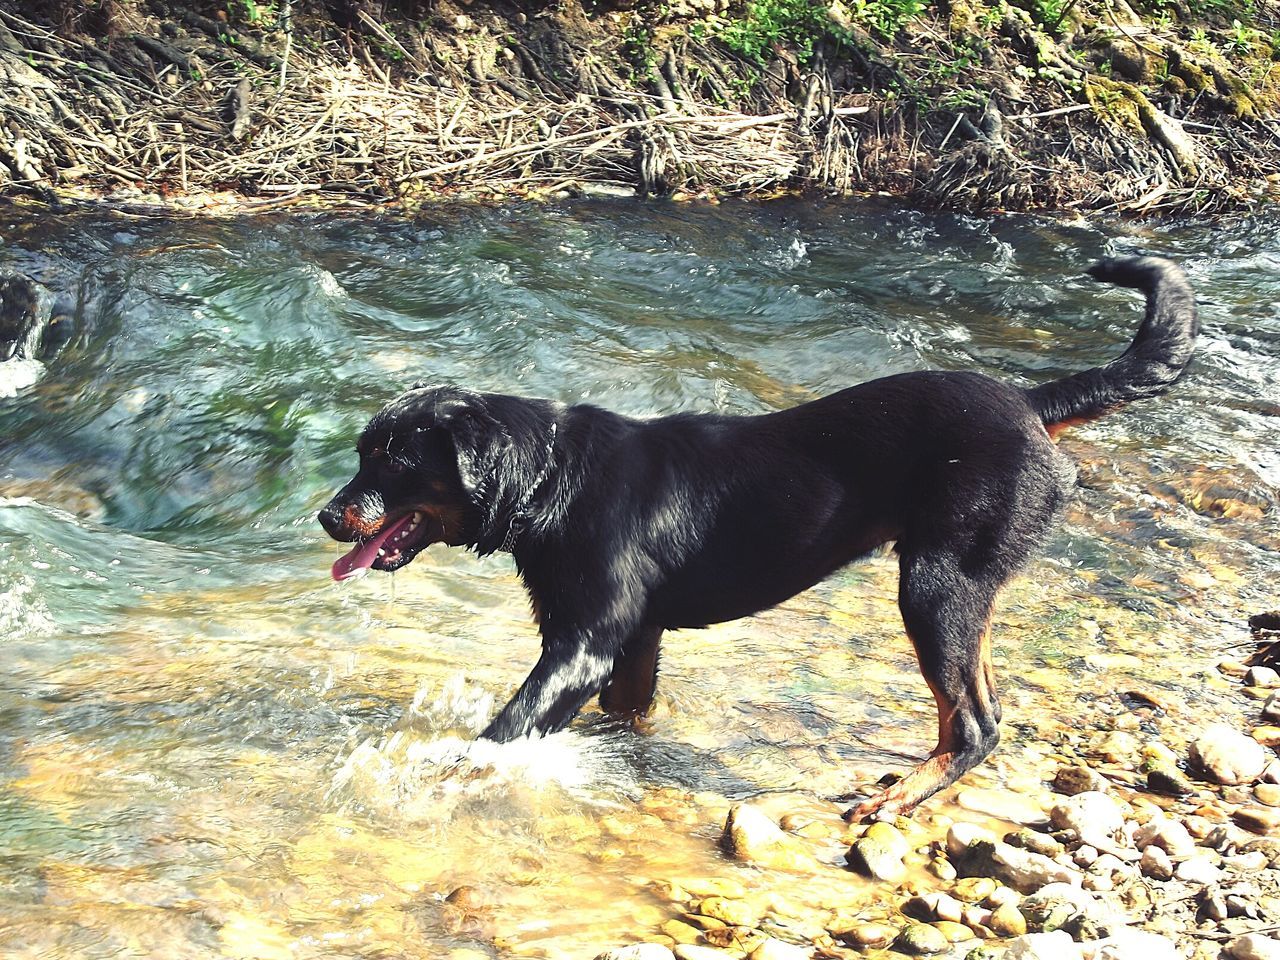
[0,199,1278,958]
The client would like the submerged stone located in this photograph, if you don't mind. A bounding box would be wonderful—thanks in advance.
[721,806,811,872]
[894,922,949,955]
[596,947,677,960]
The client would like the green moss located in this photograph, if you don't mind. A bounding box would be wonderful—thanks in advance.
[1084,75,1145,134]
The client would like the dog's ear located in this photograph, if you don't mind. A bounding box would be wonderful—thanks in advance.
[437,403,509,500]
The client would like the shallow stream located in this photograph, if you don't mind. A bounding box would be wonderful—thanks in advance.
[1,200,1277,959]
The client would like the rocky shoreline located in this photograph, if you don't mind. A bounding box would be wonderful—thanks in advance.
[0,0,1278,215]
[591,652,1280,960]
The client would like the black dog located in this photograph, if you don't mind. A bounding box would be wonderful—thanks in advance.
[319,256,1197,821]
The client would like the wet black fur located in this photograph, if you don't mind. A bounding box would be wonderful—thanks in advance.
[319,256,1198,818]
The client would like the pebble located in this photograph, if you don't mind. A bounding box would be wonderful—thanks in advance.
[933,892,965,923]
[697,898,756,927]
[932,920,975,943]
[1189,725,1268,784]
[722,805,811,872]
[1133,816,1196,856]
[671,878,747,900]
[929,857,957,881]
[597,946,676,960]
[1173,855,1222,885]
[1146,765,1195,796]
[1007,829,1066,858]
[840,922,895,948]
[1049,792,1125,842]
[1246,666,1280,688]
[989,901,1028,936]
[1091,731,1139,765]
[661,920,702,944]
[1087,929,1180,960]
[1228,934,1280,960]
[988,886,1021,908]
[1263,692,1280,723]
[1073,846,1099,868]
[947,822,995,859]
[1259,784,1280,808]
[674,947,734,960]
[748,938,807,960]
[1139,845,1173,880]
[1254,726,1280,747]
[895,923,950,955]
[958,788,1050,825]
[1052,766,1108,796]
[1004,931,1084,960]
[1234,805,1280,835]
[1219,659,1252,677]
[846,829,907,883]
[953,876,998,903]
[958,839,1082,894]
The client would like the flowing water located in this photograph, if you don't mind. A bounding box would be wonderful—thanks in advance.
[0,200,1277,959]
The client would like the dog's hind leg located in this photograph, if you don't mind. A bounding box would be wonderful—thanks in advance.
[599,626,663,716]
[846,549,1004,823]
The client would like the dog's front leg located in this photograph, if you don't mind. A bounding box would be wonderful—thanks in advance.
[480,634,617,742]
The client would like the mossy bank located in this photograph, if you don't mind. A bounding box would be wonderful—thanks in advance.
[1,1,1278,213]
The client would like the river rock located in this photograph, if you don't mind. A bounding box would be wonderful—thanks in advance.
[748,938,806,960]
[671,877,747,900]
[953,876,998,903]
[990,901,1028,937]
[1004,931,1085,960]
[1133,816,1195,856]
[932,920,976,943]
[1235,805,1280,835]
[1085,929,1179,960]
[1255,783,1280,806]
[1228,934,1280,960]
[1263,693,1280,723]
[947,822,996,859]
[840,922,895,948]
[1050,792,1125,842]
[674,946,734,960]
[1053,766,1109,796]
[1174,856,1221,885]
[1138,845,1173,880]
[597,947,677,960]
[1091,731,1139,765]
[895,923,949,955]
[722,806,810,872]
[1246,667,1280,688]
[846,822,908,883]
[661,920,703,944]
[958,839,1082,894]
[958,788,1050,825]
[1146,764,1196,796]
[696,897,756,927]
[1189,725,1268,784]
[1253,726,1280,747]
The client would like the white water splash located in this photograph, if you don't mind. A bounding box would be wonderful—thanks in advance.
[330,676,629,820]
[0,358,45,398]
[0,570,55,639]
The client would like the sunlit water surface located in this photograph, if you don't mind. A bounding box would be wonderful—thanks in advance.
[1,201,1278,959]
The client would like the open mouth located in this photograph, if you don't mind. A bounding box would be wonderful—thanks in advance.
[332,511,434,581]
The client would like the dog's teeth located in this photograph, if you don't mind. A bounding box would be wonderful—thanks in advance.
[378,549,385,557]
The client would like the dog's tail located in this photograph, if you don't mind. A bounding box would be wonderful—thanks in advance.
[1025,256,1199,437]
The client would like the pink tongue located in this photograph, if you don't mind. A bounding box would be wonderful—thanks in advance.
[332,514,416,582]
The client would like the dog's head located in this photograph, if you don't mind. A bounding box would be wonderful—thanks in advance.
[318,384,555,580]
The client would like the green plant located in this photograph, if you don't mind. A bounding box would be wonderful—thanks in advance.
[712,0,897,62]
[1224,17,1260,54]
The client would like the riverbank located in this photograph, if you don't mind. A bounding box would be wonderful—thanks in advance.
[0,0,1278,215]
